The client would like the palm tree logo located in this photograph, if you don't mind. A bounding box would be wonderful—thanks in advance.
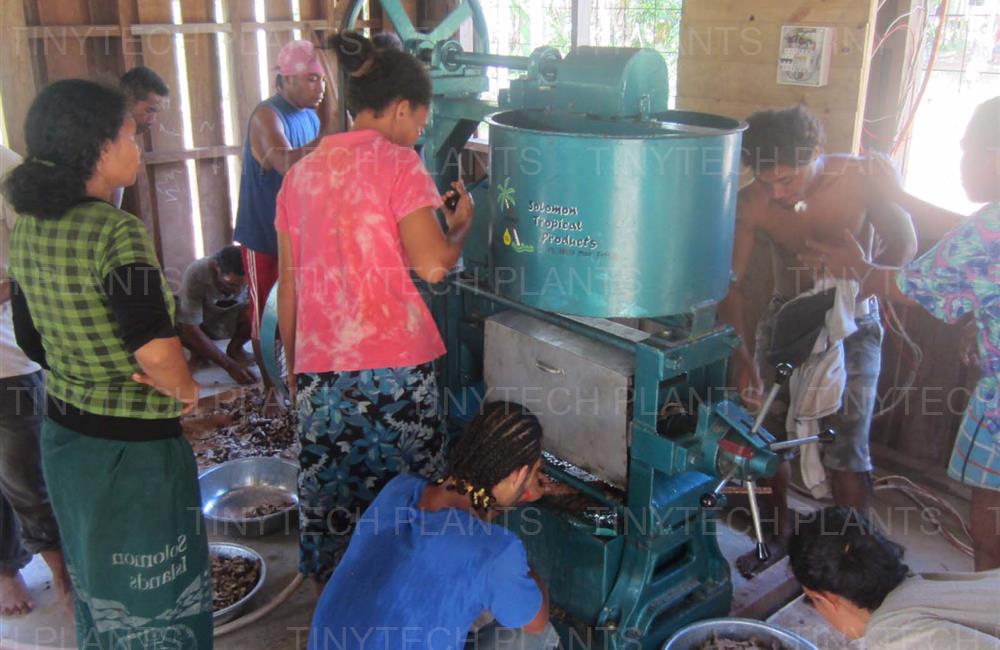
[496,177,516,211]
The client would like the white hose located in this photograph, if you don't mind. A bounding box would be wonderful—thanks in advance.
[213,572,306,637]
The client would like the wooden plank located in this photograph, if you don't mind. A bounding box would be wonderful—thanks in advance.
[676,59,866,111]
[676,96,858,152]
[35,0,92,80]
[0,0,36,155]
[676,0,876,153]
[681,0,874,25]
[117,0,140,71]
[137,0,196,276]
[21,24,121,38]
[264,0,294,99]
[680,20,870,71]
[132,22,231,35]
[239,19,327,32]
[233,0,262,138]
[142,145,242,165]
[182,0,234,255]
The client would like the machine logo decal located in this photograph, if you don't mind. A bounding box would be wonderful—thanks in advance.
[496,177,517,210]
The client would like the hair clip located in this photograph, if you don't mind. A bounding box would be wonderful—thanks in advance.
[31,157,56,168]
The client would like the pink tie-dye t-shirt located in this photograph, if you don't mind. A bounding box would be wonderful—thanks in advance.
[275,129,445,373]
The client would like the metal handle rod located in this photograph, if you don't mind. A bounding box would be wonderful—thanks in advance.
[709,467,738,499]
[769,435,824,452]
[750,382,782,434]
[745,478,770,562]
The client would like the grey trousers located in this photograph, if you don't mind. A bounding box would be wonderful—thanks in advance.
[0,370,60,571]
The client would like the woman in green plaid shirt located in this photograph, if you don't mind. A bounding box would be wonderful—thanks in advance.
[3,80,212,648]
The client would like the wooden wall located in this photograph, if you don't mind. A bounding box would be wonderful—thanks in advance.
[676,0,878,152]
[0,0,362,280]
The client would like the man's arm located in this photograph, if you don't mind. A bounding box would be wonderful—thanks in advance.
[896,192,966,242]
[177,323,255,384]
[717,184,764,406]
[249,107,326,176]
[865,152,964,244]
[866,187,917,267]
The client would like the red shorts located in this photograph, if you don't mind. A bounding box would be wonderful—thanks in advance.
[240,247,278,340]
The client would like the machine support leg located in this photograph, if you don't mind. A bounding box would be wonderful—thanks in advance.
[745,478,770,562]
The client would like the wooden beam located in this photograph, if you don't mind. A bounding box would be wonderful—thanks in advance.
[132,22,231,35]
[239,19,327,32]
[16,19,332,38]
[19,24,121,38]
[0,0,36,155]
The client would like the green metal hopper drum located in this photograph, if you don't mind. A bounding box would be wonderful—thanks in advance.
[484,109,746,318]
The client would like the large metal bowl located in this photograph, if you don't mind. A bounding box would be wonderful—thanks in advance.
[663,618,819,650]
[210,542,266,625]
[199,457,298,537]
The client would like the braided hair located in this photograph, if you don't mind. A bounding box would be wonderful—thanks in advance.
[441,401,543,512]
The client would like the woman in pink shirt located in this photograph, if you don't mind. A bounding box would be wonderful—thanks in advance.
[275,31,473,583]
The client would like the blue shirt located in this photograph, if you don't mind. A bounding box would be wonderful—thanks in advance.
[308,474,542,650]
[233,94,319,256]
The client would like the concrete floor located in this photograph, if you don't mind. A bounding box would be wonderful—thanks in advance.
[5,480,971,649]
[0,366,976,650]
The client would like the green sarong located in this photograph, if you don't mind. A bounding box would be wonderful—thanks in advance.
[41,418,213,650]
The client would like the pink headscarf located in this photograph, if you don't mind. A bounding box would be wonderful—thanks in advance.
[274,40,324,77]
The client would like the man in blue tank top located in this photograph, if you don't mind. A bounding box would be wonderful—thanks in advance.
[234,39,333,408]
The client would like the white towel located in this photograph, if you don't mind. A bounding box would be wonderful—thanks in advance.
[785,277,860,499]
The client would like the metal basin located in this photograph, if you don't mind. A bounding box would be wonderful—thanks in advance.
[199,457,298,537]
[663,618,819,650]
[210,542,266,625]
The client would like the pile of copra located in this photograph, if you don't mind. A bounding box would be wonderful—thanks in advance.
[211,554,261,612]
[184,388,297,467]
[698,633,787,650]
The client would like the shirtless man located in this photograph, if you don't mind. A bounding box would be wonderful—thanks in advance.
[718,106,917,576]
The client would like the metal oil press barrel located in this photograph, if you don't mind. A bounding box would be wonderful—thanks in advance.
[484,109,746,318]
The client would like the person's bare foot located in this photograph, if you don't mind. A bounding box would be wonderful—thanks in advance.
[39,550,71,602]
[735,535,789,579]
[0,569,34,616]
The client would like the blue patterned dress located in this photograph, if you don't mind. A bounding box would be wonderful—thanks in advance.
[897,203,1000,490]
[295,363,446,580]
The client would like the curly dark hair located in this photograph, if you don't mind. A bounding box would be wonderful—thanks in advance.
[2,79,128,220]
[441,401,543,512]
[788,507,909,611]
[120,65,169,101]
[214,245,245,276]
[741,105,825,171]
[326,30,431,117]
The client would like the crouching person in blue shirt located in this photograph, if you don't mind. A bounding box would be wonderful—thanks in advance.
[307,400,559,650]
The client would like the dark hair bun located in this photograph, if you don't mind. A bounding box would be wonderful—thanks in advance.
[327,31,374,74]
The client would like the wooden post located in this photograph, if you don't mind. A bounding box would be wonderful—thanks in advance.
[183,0,234,253]
[0,0,37,154]
[136,0,196,279]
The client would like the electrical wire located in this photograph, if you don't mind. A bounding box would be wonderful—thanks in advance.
[788,473,974,558]
[872,474,974,557]
[873,299,923,418]
[891,0,950,155]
